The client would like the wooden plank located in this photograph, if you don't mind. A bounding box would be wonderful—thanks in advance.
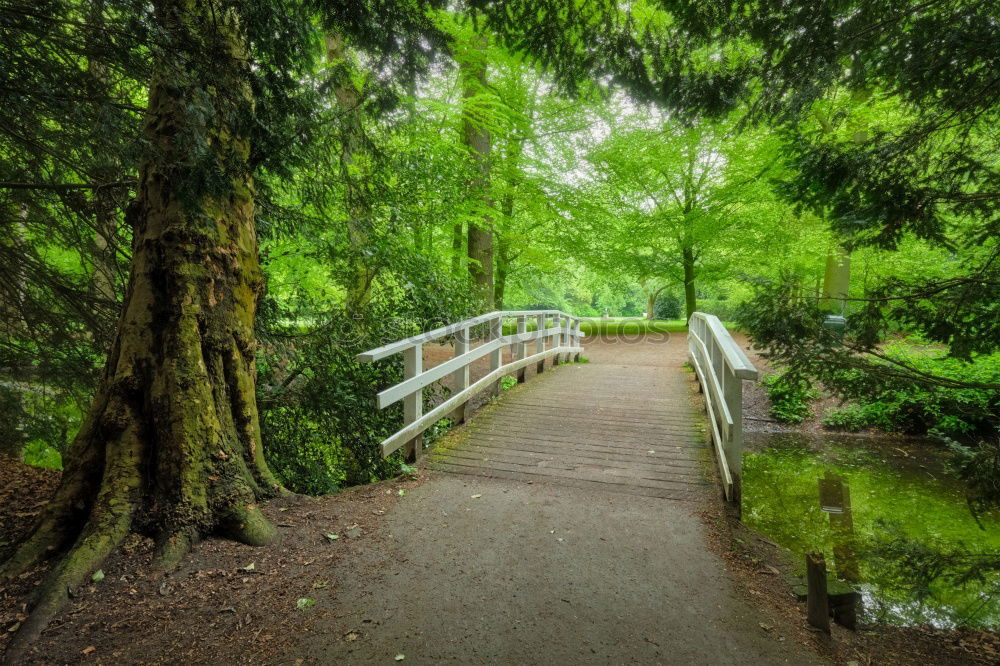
[462,428,705,453]
[440,441,706,477]
[426,453,704,491]
[427,461,701,501]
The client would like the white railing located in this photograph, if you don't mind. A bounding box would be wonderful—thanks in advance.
[687,312,758,502]
[357,310,585,460]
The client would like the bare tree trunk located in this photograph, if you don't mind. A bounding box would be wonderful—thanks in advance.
[460,35,493,308]
[1,1,281,654]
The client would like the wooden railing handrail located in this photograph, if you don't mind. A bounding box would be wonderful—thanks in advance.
[687,312,757,504]
[356,309,583,362]
[689,313,757,379]
[357,310,585,460]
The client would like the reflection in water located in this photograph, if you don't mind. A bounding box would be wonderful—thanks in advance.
[743,432,1000,629]
[819,473,859,583]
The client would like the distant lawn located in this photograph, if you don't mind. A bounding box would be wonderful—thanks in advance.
[580,319,687,335]
[499,317,687,336]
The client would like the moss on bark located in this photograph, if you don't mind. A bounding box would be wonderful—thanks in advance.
[1,1,281,657]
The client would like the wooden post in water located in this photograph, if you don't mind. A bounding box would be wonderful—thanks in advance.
[516,315,527,383]
[806,552,831,634]
[452,325,470,424]
[403,343,423,462]
[535,313,546,374]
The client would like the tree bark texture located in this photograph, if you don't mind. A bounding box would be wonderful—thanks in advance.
[460,35,493,308]
[1,0,280,654]
[682,246,697,319]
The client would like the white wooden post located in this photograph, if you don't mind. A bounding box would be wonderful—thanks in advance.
[452,325,470,424]
[403,343,422,462]
[552,314,561,365]
[722,362,743,503]
[573,319,582,362]
[535,313,546,374]
[490,314,502,396]
[516,315,527,383]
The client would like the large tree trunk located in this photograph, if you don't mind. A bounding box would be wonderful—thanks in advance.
[1,0,280,654]
[460,35,493,308]
[682,246,698,320]
[326,32,376,315]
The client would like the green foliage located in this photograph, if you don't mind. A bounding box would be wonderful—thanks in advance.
[22,440,63,470]
[500,376,517,391]
[761,371,818,424]
[820,344,1000,438]
[822,404,880,432]
[652,292,681,319]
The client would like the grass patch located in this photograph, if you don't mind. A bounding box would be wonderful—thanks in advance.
[579,319,687,335]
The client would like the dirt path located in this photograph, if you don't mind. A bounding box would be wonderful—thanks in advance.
[296,334,823,665]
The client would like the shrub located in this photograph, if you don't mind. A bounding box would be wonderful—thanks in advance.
[823,341,1000,438]
[653,292,682,319]
[762,371,819,424]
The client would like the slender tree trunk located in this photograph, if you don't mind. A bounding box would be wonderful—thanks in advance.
[326,32,375,314]
[645,284,668,320]
[2,1,280,654]
[460,35,493,308]
[494,237,509,310]
[451,221,464,276]
[682,246,698,319]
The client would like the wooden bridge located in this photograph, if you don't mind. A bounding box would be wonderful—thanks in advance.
[358,310,757,504]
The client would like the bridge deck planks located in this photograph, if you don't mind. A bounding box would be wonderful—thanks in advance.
[428,337,709,501]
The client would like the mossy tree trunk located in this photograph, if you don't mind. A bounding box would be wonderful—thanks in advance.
[1,0,281,655]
